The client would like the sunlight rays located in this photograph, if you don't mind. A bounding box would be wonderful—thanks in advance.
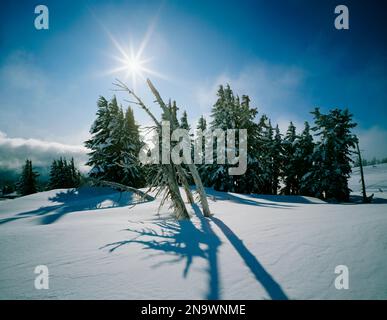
[104,19,166,90]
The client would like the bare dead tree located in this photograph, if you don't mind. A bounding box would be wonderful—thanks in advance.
[355,140,373,203]
[114,79,189,219]
[146,79,211,217]
[113,78,211,218]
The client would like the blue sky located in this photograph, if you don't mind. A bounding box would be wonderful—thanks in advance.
[0,0,387,168]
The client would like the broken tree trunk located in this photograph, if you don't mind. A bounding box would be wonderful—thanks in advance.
[166,164,190,219]
[187,163,211,217]
[355,141,373,203]
[114,79,190,219]
[176,166,195,205]
[356,141,367,203]
[146,78,211,217]
[92,179,155,202]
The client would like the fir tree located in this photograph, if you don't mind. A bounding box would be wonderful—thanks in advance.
[85,96,144,187]
[297,122,315,196]
[70,158,81,187]
[121,106,145,187]
[208,86,259,193]
[304,108,357,201]
[17,159,39,196]
[243,114,273,195]
[271,125,283,195]
[85,96,111,179]
[48,157,81,189]
[196,115,208,181]
[207,85,235,191]
[180,111,191,131]
[282,121,298,195]
[238,95,261,194]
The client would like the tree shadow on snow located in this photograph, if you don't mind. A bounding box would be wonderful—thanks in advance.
[101,206,222,299]
[101,203,288,300]
[204,188,306,208]
[349,194,387,204]
[0,187,148,225]
[210,215,288,300]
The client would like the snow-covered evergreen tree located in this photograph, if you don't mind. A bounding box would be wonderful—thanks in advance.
[196,115,208,184]
[180,110,191,131]
[282,121,298,195]
[85,96,111,179]
[207,86,259,193]
[48,157,81,189]
[121,107,145,187]
[271,125,283,195]
[237,95,261,194]
[259,117,275,194]
[207,85,235,192]
[85,96,144,187]
[241,114,273,195]
[297,122,315,196]
[17,159,39,196]
[303,108,357,201]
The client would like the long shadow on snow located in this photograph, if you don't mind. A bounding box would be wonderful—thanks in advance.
[210,215,288,300]
[101,205,222,299]
[101,203,288,300]
[0,187,148,225]
[205,188,316,206]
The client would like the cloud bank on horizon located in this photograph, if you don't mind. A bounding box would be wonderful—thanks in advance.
[0,131,88,172]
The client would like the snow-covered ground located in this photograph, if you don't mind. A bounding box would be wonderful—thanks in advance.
[349,162,387,194]
[1,166,387,300]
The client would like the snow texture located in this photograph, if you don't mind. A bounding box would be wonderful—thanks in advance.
[0,166,387,299]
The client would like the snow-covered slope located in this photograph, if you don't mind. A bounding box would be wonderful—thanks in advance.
[349,162,387,194]
[0,179,387,299]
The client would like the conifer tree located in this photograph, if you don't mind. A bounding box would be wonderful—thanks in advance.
[180,111,191,131]
[85,96,111,179]
[17,159,39,196]
[296,122,315,196]
[282,121,298,195]
[208,86,259,193]
[49,157,81,189]
[207,85,235,192]
[85,96,144,187]
[304,108,357,201]
[245,114,272,194]
[196,115,208,184]
[271,125,283,195]
[121,106,145,187]
[237,95,260,194]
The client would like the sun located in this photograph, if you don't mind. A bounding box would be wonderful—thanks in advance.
[119,50,154,86]
[104,22,165,90]
[125,56,142,74]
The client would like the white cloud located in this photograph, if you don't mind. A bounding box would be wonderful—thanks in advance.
[0,131,89,171]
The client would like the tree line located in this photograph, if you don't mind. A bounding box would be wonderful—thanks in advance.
[85,83,359,202]
[10,157,82,196]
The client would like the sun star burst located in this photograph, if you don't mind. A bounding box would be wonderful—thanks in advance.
[105,22,165,90]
